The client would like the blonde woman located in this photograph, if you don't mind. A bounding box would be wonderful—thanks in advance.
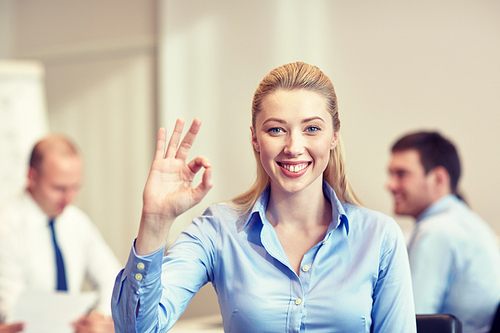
[112,62,416,332]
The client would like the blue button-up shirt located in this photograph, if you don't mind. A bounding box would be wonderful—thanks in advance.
[112,182,415,332]
[408,195,500,333]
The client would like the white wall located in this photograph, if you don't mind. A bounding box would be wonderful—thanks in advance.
[0,1,14,58]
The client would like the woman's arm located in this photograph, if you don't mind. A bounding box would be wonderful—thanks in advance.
[112,118,213,332]
[136,117,213,255]
[371,223,416,332]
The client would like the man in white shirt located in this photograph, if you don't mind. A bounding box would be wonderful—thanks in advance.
[0,135,121,332]
[386,131,500,333]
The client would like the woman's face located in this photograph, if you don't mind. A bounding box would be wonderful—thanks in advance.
[252,89,338,196]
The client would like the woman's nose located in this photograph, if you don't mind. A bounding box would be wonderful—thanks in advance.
[283,132,304,157]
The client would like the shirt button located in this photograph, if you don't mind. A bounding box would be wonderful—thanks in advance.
[302,265,310,272]
[136,262,145,270]
[322,240,328,245]
[295,298,302,305]
[135,273,143,281]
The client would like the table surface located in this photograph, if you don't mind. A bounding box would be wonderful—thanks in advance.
[169,314,224,333]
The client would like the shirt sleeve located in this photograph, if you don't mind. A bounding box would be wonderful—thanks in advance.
[112,212,217,332]
[408,229,454,314]
[112,242,165,332]
[371,223,416,332]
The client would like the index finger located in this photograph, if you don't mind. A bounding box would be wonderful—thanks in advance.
[154,127,167,160]
[175,118,202,160]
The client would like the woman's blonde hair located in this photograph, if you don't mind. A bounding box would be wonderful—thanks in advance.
[231,62,361,212]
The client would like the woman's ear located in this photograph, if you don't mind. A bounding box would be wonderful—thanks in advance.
[330,132,339,150]
[251,126,260,152]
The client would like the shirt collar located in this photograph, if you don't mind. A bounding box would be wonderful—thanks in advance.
[242,180,350,235]
[416,194,460,222]
[23,190,47,216]
[22,190,59,225]
[241,186,270,231]
[322,181,350,235]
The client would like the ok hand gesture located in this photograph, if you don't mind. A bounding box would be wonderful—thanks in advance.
[136,118,213,255]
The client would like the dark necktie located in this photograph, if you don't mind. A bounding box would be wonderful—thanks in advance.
[48,219,67,291]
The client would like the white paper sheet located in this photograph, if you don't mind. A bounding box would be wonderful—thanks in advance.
[9,291,98,333]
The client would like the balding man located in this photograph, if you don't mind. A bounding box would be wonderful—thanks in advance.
[0,135,120,332]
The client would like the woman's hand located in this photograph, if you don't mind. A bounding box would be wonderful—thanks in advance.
[136,118,213,255]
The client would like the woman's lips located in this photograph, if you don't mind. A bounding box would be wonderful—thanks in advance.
[277,162,311,177]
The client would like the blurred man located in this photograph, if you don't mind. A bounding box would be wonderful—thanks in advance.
[0,135,121,332]
[386,131,500,333]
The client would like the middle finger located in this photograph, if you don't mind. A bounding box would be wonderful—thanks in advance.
[176,118,202,160]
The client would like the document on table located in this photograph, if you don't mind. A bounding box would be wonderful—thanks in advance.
[9,291,98,333]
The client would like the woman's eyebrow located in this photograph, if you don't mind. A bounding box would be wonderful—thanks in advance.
[262,117,286,126]
[302,116,325,124]
[261,116,326,126]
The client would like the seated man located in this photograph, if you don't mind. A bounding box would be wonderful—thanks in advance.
[0,135,121,332]
[386,131,500,333]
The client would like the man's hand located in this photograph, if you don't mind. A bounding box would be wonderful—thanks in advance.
[72,311,114,333]
[0,322,24,333]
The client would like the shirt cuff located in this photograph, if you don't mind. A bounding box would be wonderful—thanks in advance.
[123,239,165,290]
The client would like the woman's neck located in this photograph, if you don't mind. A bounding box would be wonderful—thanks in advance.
[265,180,333,275]
[266,181,332,230]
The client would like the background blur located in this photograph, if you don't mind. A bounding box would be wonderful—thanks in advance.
[1,0,499,319]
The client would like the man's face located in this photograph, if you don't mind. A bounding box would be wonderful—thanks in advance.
[386,149,435,218]
[28,154,82,218]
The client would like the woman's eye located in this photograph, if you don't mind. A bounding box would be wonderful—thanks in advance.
[268,127,283,134]
[306,126,320,133]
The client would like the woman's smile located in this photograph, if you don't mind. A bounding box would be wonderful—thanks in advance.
[277,161,311,177]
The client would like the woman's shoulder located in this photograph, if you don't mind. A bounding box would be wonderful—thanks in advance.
[341,202,402,235]
[342,202,394,222]
[201,201,243,217]
[193,201,247,228]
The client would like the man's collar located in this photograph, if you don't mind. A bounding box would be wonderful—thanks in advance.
[416,194,459,222]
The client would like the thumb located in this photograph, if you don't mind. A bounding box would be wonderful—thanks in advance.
[192,164,213,203]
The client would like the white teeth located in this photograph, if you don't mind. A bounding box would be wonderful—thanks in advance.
[282,163,308,172]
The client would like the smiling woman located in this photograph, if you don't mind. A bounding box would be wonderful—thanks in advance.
[111,62,416,333]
